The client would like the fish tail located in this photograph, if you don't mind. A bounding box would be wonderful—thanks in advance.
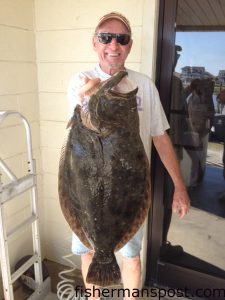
[86,252,121,287]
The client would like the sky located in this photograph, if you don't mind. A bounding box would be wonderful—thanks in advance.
[175,32,225,76]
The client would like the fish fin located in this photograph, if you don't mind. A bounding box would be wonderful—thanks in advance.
[86,253,121,287]
[66,105,82,129]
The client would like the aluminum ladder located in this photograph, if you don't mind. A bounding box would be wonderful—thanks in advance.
[0,111,51,300]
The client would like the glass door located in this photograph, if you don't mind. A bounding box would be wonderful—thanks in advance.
[146,1,225,298]
[163,30,225,276]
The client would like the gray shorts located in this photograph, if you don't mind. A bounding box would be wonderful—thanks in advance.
[71,226,144,259]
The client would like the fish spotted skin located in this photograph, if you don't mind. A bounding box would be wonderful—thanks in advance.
[58,71,151,287]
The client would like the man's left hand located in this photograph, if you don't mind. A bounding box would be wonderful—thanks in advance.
[172,187,190,219]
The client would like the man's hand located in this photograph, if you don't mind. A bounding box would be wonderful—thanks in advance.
[153,133,190,219]
[172,187,190,219]
[78,76,101,131]
[78,77,101,103]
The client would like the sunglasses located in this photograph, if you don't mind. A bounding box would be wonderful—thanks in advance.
[95,32,131,45]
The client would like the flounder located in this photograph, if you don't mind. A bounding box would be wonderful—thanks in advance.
[58,71,151,287]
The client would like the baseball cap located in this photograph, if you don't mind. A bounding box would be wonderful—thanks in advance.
[95,12,131,34]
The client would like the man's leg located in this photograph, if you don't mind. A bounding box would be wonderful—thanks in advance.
[72,234,100,300]
[81,253,101,300]
[119,227,144,299]
[121,256,141,300]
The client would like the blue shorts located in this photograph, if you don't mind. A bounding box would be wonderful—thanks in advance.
[71,226,144,259]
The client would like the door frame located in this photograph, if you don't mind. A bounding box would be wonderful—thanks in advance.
[145,0,177,286]
[145,0,225,298]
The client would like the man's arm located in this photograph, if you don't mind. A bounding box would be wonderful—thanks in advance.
[152,131,190,219]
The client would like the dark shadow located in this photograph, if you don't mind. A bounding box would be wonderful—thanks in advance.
[161,250,225,280]
[189,164,225,218]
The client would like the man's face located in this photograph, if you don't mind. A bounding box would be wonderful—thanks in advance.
[93,19,133,75]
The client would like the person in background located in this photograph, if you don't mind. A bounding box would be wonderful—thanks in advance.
[216,89,225,114]
[67,12,190,300]
[217,89,225,200]
[223,136,225,180]
[186,78,215,185]
[161,45,194,258]
[216,89,225,179]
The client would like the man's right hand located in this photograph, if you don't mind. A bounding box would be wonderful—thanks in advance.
[78,77,101,103]
[78,76,101,131]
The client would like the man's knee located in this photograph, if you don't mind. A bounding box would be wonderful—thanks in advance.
[81,252,93,265]
[122,255,141,272]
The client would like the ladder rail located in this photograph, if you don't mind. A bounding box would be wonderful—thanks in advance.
[0,111,33,172]
[30,161,43,288]
[0,158,17,181]
[0,110,44,300]
[11,254,39,284]
[7,215,38,241]
[0,203,14,299]
[0,173,35,204]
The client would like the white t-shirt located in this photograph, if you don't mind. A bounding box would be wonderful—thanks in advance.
[67,65,169,158]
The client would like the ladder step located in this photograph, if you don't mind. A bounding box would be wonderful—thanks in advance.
[7,215,38,241]
[0,174,35,204]
[11,254,39,284]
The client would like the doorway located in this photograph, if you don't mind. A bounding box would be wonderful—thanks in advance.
[146,1,225,299]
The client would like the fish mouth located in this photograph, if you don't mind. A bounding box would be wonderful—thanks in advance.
[86,71,138,133]
[99,71,138,97]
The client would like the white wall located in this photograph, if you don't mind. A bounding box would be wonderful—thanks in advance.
[0,0,42,281]
[34,0,159,269]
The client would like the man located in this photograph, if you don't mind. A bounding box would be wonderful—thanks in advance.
[217,89,225,179]
[67,12,190,300]
[223,137,225,180]
[161,45,192,258]
[217,89,225,199]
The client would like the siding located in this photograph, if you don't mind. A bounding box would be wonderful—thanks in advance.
[0,0,41,283]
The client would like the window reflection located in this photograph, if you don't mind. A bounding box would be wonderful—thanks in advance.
[161,31,225,278]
